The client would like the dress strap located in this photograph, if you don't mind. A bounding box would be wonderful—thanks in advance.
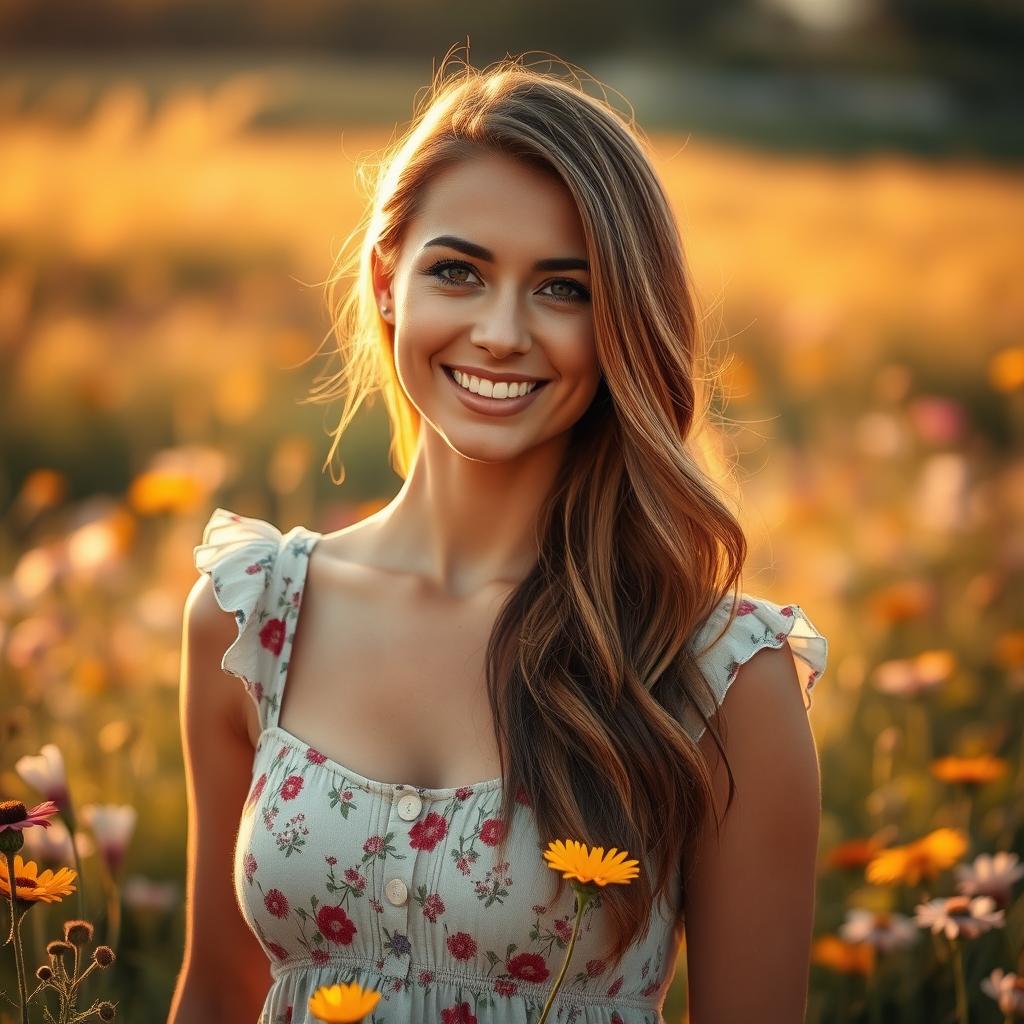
[261,524,321,732]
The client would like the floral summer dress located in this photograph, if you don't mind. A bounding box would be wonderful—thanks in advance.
[193,507,829,1024]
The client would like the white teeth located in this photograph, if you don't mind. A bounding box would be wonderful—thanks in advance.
[452,369,538,399]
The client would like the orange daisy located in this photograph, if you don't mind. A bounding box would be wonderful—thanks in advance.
[929,755,1009,785]
[0,853,77,903]
[867,828,968,887]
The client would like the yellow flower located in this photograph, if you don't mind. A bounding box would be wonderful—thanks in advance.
[811,934,875,975]
[0,853,77,903]
[929,755,1009,785]
[866,828,968,887]
[308,982,382,1023]
[542,840,640,887]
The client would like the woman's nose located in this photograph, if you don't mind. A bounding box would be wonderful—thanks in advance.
[468,292,532,358]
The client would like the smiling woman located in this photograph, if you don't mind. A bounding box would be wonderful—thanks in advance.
[171,47,829,1024]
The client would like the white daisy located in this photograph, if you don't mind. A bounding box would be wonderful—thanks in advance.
[81,803,137,875]
[914,894,1005,941]
[839,908,919,953]
[14,743,69,809]
[955,851,1024,909]
[980,968,1024,1018]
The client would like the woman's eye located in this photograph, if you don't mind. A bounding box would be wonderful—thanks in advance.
[423,259,481,287]
[541,280,590,304]
[421,259,590,304]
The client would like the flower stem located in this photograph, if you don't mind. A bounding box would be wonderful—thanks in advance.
[538,887,592,1024]
[949,937,968,1024]
[3,851,30,1024]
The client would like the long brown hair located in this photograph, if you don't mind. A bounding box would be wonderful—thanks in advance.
[306,49,748,970]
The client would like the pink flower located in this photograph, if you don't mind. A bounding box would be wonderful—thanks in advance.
[243,852,257,883]
[506,951,549,983]
[493,978,518,997]
[317,903,357,945]
[479,818,505,846]
[446,931,477,961]
[279,775,304,801]
[259,618,286,655]
[0,799,60,832]
[363,835,385,856]
[409,811,448,852]
[955,851,1024,910]
[440,1003,476,1024]
[264,888,289,918]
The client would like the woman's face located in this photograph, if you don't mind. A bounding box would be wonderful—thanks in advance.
[375,151,601,464]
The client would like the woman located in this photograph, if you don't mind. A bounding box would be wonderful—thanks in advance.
[169,53,829,1024]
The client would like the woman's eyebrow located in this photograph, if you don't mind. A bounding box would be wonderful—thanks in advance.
[421,235,589,273]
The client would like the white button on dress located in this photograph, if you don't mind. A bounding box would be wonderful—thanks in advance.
[385,878,408,906]
[395,787,422,821]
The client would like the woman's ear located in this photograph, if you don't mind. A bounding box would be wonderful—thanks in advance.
[371,245,395,324]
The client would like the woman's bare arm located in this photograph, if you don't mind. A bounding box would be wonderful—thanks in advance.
[683,640,821,1023]
[166,573,272,1023]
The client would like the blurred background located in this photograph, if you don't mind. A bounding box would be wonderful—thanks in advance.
[1,1,1023,1021]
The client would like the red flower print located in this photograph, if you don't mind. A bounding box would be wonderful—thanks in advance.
[514,786,531,806]
[611,1015,624,1024]
[252,681,264,702]
[409,811,448,851]
[284,1007,293,1024]
[493,978,518,997]
[364,835,385,856]
[306,748,327,765]
[325,855,337,866]
[317,903,357,945]
[259,618,286,655]
[479,818,505,846]
[507,951,550,983]
[264,888,289,918]
[419,969,434,985]
[641,979,661,997]
[456,856,471,875]
[585,958,607,976]
[291,589,301,607]
[423,893,445,922]
[243,852,257,883]
[554,919,573,942]
[247,773,268,806]
[344,867,367,890]
[279,775,304,801]
[343,789,353,800]
[245,563,262,575]
[440,1004,476,1024]
[311,948,331,966]
[455,786,473,801]
[780,605,794,616]
[736,599,758,615]
[532,904,547,915]
[266,941,289,960]
[446,931,478,961]
[775,631,788,643]
[369,898,384,913]
[607,975,624,996]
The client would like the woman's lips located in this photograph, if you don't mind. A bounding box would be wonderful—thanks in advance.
[442,365,549,418]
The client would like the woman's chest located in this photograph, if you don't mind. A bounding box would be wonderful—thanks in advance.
[252,553,513,792]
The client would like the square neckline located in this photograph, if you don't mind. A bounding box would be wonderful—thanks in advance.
[263,524,506,800]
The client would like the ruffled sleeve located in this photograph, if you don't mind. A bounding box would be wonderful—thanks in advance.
[684,593,829,743]
[193,507,283,713]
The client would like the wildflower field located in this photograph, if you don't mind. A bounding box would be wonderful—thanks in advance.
[1,68,1023,1023]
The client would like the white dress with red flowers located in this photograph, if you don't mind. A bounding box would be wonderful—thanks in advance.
[193,507,828,1024]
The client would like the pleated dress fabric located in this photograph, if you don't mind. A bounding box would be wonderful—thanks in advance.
[193,508,829,1024]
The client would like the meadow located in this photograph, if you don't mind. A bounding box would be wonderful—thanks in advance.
[1,66,1023,1022]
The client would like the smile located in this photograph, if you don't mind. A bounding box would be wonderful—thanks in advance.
[442,365,549,417]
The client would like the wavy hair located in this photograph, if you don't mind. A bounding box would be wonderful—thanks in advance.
[305,49,749,969]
